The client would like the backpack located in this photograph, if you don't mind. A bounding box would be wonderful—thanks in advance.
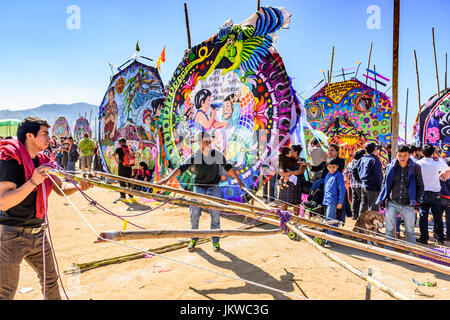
[121,146,135,167]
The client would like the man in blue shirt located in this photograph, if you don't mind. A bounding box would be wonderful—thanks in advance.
[322,157,346,248]
[353,142,383,213]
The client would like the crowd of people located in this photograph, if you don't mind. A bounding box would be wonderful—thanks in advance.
[272,140,450,251]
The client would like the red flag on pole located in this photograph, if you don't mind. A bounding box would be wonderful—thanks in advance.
[157,46,166,71]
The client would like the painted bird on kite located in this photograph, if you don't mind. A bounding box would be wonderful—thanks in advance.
[203,7,286,79]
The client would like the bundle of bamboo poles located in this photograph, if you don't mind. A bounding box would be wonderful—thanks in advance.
[54,171,450,274]
[92,171,450,264]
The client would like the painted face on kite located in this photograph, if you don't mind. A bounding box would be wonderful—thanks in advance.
[161,7,293,200]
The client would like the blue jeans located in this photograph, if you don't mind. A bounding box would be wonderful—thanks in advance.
[190,186,221,244]
[325,205,338,237]
[385,201,416,245]
[66,160,76,173]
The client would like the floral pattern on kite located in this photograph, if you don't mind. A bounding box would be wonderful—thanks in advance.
[414,89,450,157]
[52,117,71,139]
[304,79,392,166]
[73,116,92,142]
[98,61,165,174]
[161,7,293,201]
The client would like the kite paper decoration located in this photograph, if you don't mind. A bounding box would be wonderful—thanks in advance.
[303,78,392,166]
[98,60,165,175]
[161,6,294,201]
[52,117,71,139]
[73,116,92,142]
[413,88,450,157]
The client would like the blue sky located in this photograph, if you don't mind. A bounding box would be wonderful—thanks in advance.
[0,0,449,139]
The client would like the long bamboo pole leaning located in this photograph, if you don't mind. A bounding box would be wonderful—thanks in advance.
[94,171,271,213]
[184,3,192,49]
[97,228,283,242]
[85,172,450,263]
[432,27,440,96]
[244,188,410,299]
[414,49,421,109]
[365,42,373,85]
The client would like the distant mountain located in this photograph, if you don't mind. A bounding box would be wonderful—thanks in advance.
[0,103,99,136]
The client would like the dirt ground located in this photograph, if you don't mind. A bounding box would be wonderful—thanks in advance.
[13,182,450,300]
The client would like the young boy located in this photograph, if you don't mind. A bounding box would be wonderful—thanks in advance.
[322,157,346,248]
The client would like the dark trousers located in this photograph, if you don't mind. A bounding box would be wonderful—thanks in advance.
[351,186,362,219]
[118,165,134,199]
[442,197,450,238]
[263,175,277,203]
[359,188,379,213]
[419,191,444,242]
[0,227,61,300]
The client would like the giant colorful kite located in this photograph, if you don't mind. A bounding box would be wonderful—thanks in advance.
[52,117,71,139]
[161,6,294,200]
[73,116,92,142]
[98,60,165,175]
[413,88,450,157]
[302,78,392,165]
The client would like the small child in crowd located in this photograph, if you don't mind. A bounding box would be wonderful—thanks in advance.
[322,157,346,248]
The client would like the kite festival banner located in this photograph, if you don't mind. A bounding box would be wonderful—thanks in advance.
[161,6,295,201]
[98,60,165,174]
[52,116,71,139]
[73,116,92,142]
[303,79,392,165]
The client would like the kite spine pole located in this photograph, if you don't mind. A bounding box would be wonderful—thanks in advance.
[432,27,440,96]
[390,0,400,159]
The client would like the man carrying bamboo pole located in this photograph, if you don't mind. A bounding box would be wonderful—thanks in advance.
[0,117,92,300]
[158,132,245,251]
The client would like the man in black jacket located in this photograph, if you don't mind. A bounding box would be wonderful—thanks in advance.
[353,142,383,213]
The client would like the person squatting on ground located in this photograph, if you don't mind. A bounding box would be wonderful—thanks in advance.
[376,144,424,260]
[0,116,92,300]
[157,132,245,251]
[416,144,447,245]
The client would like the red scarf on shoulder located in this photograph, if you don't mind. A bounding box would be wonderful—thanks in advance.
[0,139,54,219]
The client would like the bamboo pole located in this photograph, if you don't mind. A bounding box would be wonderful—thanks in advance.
[288,224,410,300]
[184,3,192,50]
[246,189,410,299]
[390,0,400,159]
[329,46,334,83]
[257,0,260,11]
[405,88,409,141]
[94,171,269,213]
[445,53,448,90]
[432,27,440,96]
[244,188,450,276]
[97,228,283,242]
[414,50,421,109]
[82,172,450,263]
[374,64,378,90]
[65,222,266,274]
[366,42,373,85]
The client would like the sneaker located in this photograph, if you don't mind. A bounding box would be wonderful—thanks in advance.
[269,202,277,207]
[323,241,332,248]
[213,242,220,251]
[82,173,87,178]
[416,238,428,245]
[114,197,126,203]
[435,240,445,246]
[122,198,133,203]
[187,240,197,251]
[384,256,394,261]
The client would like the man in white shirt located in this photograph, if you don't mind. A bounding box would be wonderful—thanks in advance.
[416,144,447,245]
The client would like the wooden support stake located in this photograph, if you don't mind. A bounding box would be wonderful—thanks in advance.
[366,42,373,85]
[329,46,334,83]
[405,88,409,141]
[184,3,192,50]
[414,49,421,109]
[391,0,400,160]
[257,0,261,11]
[432,27,440,96]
